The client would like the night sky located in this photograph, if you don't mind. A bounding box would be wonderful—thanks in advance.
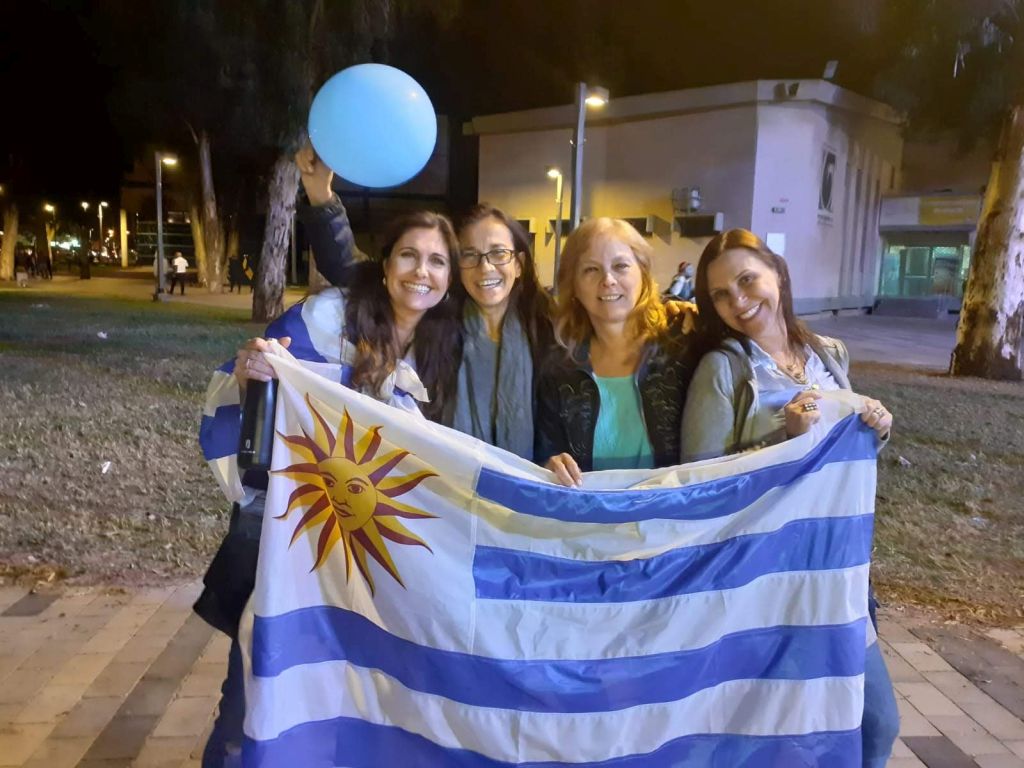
[0,1,934,203]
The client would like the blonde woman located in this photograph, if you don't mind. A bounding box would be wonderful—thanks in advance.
[535,218,696,485]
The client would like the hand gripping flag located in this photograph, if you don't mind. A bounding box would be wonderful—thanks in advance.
[236,348,879,768]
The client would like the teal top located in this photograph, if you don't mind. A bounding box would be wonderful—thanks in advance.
[591,375,655,471]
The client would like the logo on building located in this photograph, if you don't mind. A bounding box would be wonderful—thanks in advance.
[818,146,837,225]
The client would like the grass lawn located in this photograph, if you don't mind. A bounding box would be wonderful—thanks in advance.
[0,289,1021,624]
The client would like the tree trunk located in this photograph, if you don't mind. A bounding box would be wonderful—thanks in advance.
[950,106,1024,380]
[196,130,226,291]
[0,204,18,280]
[188,202,208,287]
[252,150,301,322]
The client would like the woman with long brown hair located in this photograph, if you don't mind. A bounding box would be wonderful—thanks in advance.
[299,144,555,458]
[682,227,899,768]
[535,217,695,485]
[197,201,461,766]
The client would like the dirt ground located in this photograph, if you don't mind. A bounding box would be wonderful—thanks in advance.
[1,290,1021,624]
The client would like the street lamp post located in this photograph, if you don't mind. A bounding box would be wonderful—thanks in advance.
[43,203,56,267]
[153,152,178,301]
[98,202,108,257]
[547,167,564,283]
[568,82,609,231]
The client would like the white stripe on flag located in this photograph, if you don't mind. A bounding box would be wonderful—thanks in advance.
[244,659,863,762]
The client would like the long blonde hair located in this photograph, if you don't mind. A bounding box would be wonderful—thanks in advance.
[553,217,667,357]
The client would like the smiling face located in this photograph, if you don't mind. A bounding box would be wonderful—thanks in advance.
[458,216,522,312]
[383,227,452,317]
[317,457,379,532]
[572,235,644,328]
[705,247,785,342]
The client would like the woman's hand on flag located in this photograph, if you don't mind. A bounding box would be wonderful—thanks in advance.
[546,453,583,488]
[234,336,292,391]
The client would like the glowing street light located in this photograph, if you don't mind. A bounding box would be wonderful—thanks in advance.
[153,152,178,300]
[569,82,609,231]
[81,201,90,211]
[547,166,565,281]
[43,203,56,215]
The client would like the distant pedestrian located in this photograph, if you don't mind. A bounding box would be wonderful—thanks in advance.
[666,260,695,301]
[169,251,189,295]
[37,250,52,280]
[14,250,29,287]
[227,254,245,293]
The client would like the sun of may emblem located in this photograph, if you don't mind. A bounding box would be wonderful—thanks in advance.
[272,394,438,594]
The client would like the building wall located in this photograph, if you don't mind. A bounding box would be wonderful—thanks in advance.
[750,101,902,311]
[477,106,759,288]
[474,80,903,309]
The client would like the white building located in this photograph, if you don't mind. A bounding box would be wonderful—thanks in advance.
[467,79,904,314]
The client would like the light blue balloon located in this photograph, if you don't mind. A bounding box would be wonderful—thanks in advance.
[308,64,438,189]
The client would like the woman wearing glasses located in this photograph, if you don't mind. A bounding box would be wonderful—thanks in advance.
[300,144,554,458]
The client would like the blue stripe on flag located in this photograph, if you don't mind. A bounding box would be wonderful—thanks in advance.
[474,513,873,603]
[265,301,328,364]
[250,605,865,711]
[199,405,241,461]
[243,717,861,767]
[217,358,235,374]
[478,414,875,524]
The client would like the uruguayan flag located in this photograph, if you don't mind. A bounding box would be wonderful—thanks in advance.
[199,289,428,503]
[236,347,878,768]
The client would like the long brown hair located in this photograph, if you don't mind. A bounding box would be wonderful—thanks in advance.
[346,211,461,424]
[692,228,815,355]
[455,204,555,359]
[553,217,666,358]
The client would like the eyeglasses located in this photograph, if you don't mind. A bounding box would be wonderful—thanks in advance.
[458,247,516,270]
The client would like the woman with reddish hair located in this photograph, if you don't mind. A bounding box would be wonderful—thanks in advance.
[536,217,695,485]
[682,227,899,768]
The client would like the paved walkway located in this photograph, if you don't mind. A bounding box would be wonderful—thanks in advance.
[0,581,1021,767]
[808,313,958,371]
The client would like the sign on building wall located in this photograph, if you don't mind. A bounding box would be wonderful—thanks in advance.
[817,145,837,225]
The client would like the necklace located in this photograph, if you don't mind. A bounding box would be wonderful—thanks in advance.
[780,351,808,385]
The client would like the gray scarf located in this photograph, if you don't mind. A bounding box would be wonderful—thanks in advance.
[453,303,534,459]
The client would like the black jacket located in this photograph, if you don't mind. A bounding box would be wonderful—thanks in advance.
[534,326,697,471]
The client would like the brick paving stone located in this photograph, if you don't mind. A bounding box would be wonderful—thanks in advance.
[0,588,28,613]
[83,661,149,699]
[177,662,224,698]
[81,713,160,759]
[903,734,979,767]
[1007,740,1024,759]
[50,651,116,686]
[882,641,928,684]
[12,682,89,724]
[1,592,58,617]
[897,698,943,737]
[22,735,94,768]
[120,678,181,718]
[896,681,965,718]
[925,669,997,707]
[114,633,170,665]
[49,695,122,738]
[911,625,1024,720]
[152,696,217,738]
[134,734,202,766]
[975,755,1024,768]
[892,641,957,674]
[887,758,928,768]
[958,697,1024,742]
[0,669,49,706]
[0,723,53,766]
[929,713,1012,756]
